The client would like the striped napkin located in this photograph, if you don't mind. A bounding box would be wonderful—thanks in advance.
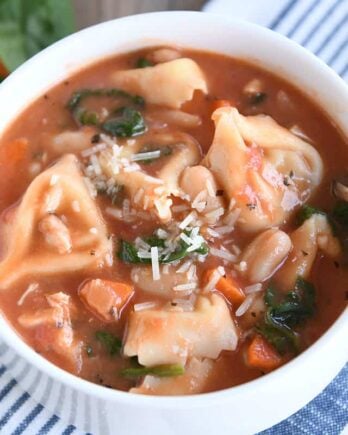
[204,0,348,81]
[0,1,347,434]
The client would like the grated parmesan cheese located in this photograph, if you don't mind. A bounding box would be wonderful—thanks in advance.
[134,301,159,312]
[235,294,256,317]
[179,211,196,230]
[210,247,237,262]
[17,283,39,306]
[173,282,197,292]
[244,283,262,294]
[151,246,160,281]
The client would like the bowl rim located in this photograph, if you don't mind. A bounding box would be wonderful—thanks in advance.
[0,10,347,408]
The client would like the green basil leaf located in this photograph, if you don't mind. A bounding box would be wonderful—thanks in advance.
[0,0,74,71]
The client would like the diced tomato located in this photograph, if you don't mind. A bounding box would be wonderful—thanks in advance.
[79,279,134,322]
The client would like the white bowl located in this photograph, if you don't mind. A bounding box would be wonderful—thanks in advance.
[0,11,347,435]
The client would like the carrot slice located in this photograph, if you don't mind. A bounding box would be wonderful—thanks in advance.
[203,269,245,306]
[79,279,134,322]
[211,99,232,111]
[246,335,283,371]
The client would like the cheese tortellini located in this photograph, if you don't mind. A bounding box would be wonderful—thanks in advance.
[203,107,323,232]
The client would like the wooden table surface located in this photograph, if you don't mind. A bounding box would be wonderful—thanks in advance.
[73,0,206,29]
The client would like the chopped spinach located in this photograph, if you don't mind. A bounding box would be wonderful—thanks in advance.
[120,364,184,378]
[330,201,348,261]
[265,278,315,327]
[257,278,316,355]
[135,57,154,68]
[76,108,99,126]
[67,88,146,137]
[95,331,122,356]
[102,107,146,138]
[67,88,144,112]
[118,240,146,264]
[163,237,208,263]
[143,235,166,248]
[296,204,325,226]
[118,228,209,264]
[332,201,348,225]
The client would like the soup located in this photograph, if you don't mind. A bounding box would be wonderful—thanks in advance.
[0,46,346,395]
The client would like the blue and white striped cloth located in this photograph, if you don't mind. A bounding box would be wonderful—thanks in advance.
[204,0,348,81]
[0,1,347,433]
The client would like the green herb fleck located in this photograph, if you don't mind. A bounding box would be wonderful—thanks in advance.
[135,58,154,68]
[296,204,325,226]
[95,331,122,356]
[332,201,348,225]
[118,229,209,264]
[120,364,184,378]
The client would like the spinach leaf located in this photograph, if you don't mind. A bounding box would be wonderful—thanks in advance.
[102,107,146,138]
[143,235,166,249]
[67,88,145,135]
[95,331,122,356]
[118,240,149,264]
[256,324,293,355]
[162,237,209,264]
[296,204,325,226]
[135,57,154,68]
[332,201,348,226]
[67,88,144,112]
[0,0,74,71]
[118,229,209,264]
[266,278,315,328]
[258,278,316,355]
[120,364,184,378]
